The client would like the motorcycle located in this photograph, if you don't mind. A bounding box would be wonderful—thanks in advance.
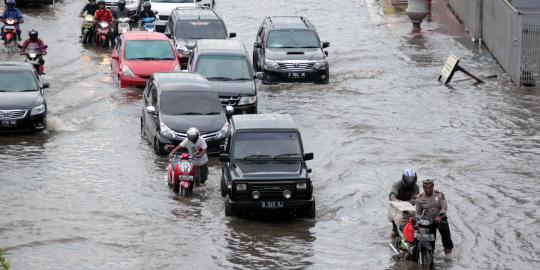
[167,152,195,196]
[95,21,111,47]
[2,18,19,50]
[390,210,435,269]
[81,14,94,44]
[116,17,131,35]
[22,44,47,75]
[141,17,156,32]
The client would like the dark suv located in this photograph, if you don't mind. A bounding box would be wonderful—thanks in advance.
[164,7,236,68]
[219,114,315,218]
[253,16,330,84]
[140,72,233,155]
[188,39,257,114]
[0,62,49,133]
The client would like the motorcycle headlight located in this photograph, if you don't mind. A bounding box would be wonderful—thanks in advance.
[238,95,257,105]
[313,60,327,70]
[29,52,37,58]
[264,59,278,69]
[176,44,190,56]
[217,122,229,138]
[122,65,135,77]
[30,104,46,116]
[160,122,176,138]
[99,22,109,28]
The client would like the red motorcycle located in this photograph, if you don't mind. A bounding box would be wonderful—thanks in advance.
[95,21,111,48]
[21,44,47,75]
[2,18,19,49]
[167,152,195,196]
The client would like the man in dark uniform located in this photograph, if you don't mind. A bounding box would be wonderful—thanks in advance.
[416,179,454,258]
[389,169,420,237]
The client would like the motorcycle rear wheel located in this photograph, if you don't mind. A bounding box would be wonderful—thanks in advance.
[420,248,434,269]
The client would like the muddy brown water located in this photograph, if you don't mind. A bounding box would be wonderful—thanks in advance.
[1,0,539,269]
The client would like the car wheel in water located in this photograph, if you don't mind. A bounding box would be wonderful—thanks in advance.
[224,194,234,217]
[297,199,316,219]
[220,175,227,197]
[154,137,165,156]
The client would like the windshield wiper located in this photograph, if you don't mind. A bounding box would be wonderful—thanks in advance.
[298,46,319,48]
[180,112,203,115]
[230,78,251,81]
[129,57,173,61]
[238,154,271,161]
[204,112,221,115]
[273,153,302,160]
[20,89,38,92]
[207,76,233,81]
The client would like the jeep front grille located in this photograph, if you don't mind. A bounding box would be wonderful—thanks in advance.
[0,110,27,120]
[277,61,315,71]
[248,183,296,200]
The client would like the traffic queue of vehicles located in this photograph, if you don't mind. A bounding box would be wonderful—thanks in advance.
[1,1,330,219]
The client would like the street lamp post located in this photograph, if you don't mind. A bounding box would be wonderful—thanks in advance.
[405,0,428,29]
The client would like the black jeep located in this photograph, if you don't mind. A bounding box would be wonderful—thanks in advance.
[219,114,315,218]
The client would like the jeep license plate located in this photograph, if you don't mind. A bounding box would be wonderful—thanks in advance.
[288,72,305,78]
[1,120,16,126]
[261,201,284,209]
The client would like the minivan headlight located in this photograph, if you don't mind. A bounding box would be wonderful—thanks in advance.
[217,122,229,138]
[264,59,278,69]
[238,95,257,105]
[30,104,46,116]
[122,65,135,77]
[160,122,176,138]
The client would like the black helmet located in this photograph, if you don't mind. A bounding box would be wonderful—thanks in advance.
[28,29,38,41]
[97,0,105,8]
[187,127,199,143]
[401,169,417,189]
[88,0,96,3]
[118,0,126,8]
[142,1,151,10]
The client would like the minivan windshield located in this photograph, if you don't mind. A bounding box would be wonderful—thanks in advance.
[233,132,302,160]
[267,30,319,49]
[0,71,38,92]
[175,20,227,39]
[195,55,251,80]
[160,91,223,115]
[124,40,175,60]
[152,0,193,3]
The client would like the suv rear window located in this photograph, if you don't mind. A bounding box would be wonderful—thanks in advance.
[160,91,222,115]
[233,132,301,159]
[267,30,319,49]
[195,55,251,80]
[175,20,227,39]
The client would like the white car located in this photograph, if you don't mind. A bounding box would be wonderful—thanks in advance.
[150,0,215,32]
[105,0,141,14]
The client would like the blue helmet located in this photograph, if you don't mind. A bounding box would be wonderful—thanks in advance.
[402,169,417,188]
[6,0,16,7]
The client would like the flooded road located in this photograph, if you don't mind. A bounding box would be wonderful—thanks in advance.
[1,0,539,269]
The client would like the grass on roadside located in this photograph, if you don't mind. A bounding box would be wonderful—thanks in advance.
[0,246,10,270]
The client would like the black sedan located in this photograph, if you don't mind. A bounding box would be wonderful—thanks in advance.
[0,62,49,133]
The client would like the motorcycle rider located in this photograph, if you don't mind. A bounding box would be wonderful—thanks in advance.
[137,1,156,30]
[389,169,420,238]
[415,179,454,258]
[1,0,24,41]
[168,128,209,184]
[112,0,132,37]
[79,0,98,17]
[19,29,47,66]
[93,0,115,45]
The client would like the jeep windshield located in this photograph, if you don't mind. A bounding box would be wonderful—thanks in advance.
[266,30,319,49]
[160,91,222,115]
[175,20,227,39]
[195,55,251,81]
[233,132,302,160]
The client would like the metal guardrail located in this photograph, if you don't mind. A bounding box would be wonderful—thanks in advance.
[448,0,482,41]
[520,11,540,86]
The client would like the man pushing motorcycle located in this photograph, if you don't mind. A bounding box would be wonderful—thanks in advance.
[389,169,420,238]
[1,0,23,41]
[168,127,209,184]
[415,179,454,259]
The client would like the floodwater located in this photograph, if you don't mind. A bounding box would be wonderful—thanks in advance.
[1,0,539,269]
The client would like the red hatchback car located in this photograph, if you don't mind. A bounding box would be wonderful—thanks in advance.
[112,32,181,88]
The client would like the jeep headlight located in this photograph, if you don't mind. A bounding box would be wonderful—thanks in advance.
[296,182,307,190]
[30,104,46,116]
[313,60,327,70]
[238,95,257,105]
[217,122,229,138]
[160,122,176,138]
[264,59,278,69]
[236,183,247,191]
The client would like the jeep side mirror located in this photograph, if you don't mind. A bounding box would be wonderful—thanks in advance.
[324,51,329,57]
[322,41,330,48]
[254,72,264,80]
[306,168,312,173]
[42,82,50,89]
[303,152,314,161]
[253,41,262,48]
[228,32,237,38]
[225,105,234,117]
[219,154,230,162]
